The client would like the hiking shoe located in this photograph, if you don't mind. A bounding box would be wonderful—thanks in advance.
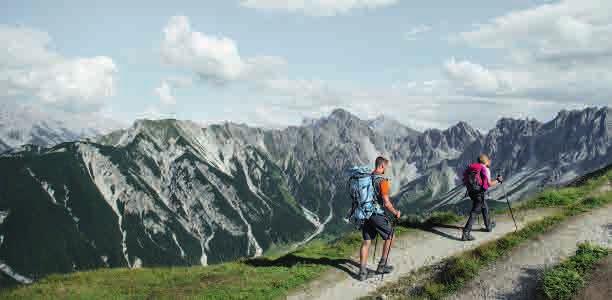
[376,264,394,274]
[461,232,476,241]
[485,221,496,232]
[359,271,368,281]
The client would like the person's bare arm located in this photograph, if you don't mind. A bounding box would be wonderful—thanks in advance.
[382,194,400,219]
[489,175,503,187]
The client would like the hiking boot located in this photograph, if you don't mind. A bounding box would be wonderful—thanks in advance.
[461,232,476,241]
[485,221,496,232]
[376,264,394,274]
[359,270,368,281]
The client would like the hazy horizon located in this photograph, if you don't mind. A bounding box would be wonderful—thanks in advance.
[2,0,611,131]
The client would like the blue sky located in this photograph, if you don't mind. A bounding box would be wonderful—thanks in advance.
[2,0,610,131]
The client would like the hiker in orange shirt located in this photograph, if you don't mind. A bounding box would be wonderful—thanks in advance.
[358,156,401,281]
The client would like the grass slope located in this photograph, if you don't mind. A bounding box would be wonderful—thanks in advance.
[541,243,610,300]
[0,213,439,299]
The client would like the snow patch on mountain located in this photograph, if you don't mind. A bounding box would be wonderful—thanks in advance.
[195,161,263,257]
[297,191,335,247]
[0,210,8,224]
[78,144,133,267]
[25,168,59,205]
[200,231,216,266]
[0,261,33,284]
[62,185,80,226]
[300,204,321,228]
[133,257,143,269]
[172,233,186,258]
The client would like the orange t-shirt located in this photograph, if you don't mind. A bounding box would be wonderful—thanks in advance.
[379,179,391,197]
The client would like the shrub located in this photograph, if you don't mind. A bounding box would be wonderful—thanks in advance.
[541,243,609,300]
[425,211,463,225]
[542,267,584,300]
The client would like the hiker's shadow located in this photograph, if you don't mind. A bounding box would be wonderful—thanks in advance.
[245,254,372,280]
[423,225,464,241]
[499,267,544,300]
[402,222,464,241]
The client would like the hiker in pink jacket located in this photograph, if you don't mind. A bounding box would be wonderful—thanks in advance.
[461,154,503,241]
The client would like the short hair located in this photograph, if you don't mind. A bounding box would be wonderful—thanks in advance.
[477,154,490,164]
[375,156,389,168]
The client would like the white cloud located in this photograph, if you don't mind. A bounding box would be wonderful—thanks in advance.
[240,0,398,16]
[459,0,612,54]
[443,58,531,96]
[154,81,176,105]
[404,25,431,41]
[447,0,612,105]
[0,25,117,112]
[241,73,591,131]
[153,76,193,106]
[165,76,193,88]
[161,16,286,84]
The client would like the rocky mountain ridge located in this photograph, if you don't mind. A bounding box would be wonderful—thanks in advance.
[0,106,609,284]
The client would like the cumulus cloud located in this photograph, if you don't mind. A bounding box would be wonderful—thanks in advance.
[246,76,586,131]
[458,0,611,55]
[0,24,117,112]
[404,25,431,41]
[153,76,193,106]
[161,16,286,84]
[447,0,612,105]
[240,0,398,16]
[154,81,176,105]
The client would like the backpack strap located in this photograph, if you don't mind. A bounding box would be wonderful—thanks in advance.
[370,174,387,213]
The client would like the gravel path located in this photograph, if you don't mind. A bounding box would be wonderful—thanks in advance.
[575,255,612,300]
[287,208,559,300]
[450,203,612,300]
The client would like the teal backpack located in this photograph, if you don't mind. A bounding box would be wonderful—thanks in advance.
[346,166,385,227]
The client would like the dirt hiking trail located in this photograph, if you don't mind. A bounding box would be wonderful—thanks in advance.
[450,203,612,300]
[287,208,559,300]
[575,255,612,300]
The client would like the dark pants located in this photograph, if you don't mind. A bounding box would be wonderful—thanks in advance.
[463,192,491,233]
[362,214,393,240]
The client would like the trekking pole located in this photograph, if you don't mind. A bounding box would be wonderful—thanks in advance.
[501,182,518,232]
[381,218,396,281]
[372,235,379,265]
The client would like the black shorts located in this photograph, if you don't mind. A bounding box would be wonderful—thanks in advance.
[362,214,393,240]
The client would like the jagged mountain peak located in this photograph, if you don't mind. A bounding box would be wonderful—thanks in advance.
[549,106,609,129]
[368,115,420,140]
[445,121,481,138]
[492,117,542,136]
[0,102,122,153]
[323,108,364,125]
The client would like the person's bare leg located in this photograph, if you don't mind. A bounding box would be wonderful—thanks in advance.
[360,240,371,270]
[375,236,395,274]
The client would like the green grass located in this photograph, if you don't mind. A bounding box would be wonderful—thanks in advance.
[518,187,586,209]
[542,243,610,300]
[517,168,612,211]
[424,211,463,225]
[399,211,463,228]
[0,232,364,299]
